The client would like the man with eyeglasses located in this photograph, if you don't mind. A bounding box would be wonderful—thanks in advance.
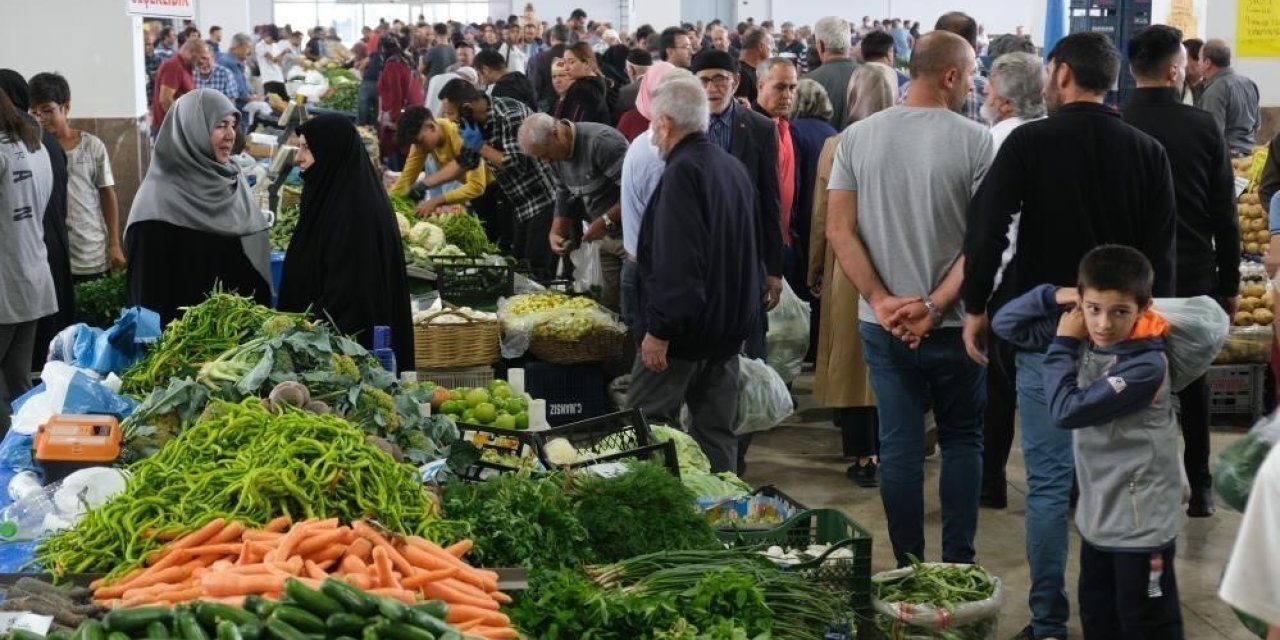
[660,27,694,69]
[691,50,782,469]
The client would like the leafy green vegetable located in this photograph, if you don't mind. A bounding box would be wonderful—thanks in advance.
[574,463,719,564]
[652,425,712,473]
[321,82,358,113]
[1215,430,1275,512]
[650,425,750,499]
[440,472,589,570]
[435,211,493,256]
[73,270,127,328]
[271,196,300,251]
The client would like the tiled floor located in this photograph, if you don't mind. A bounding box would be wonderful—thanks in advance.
[742,376,1258,639]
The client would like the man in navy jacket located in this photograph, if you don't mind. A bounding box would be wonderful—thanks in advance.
[626,75,762,474]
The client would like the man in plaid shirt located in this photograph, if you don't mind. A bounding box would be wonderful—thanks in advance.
[437,78,558,278]
[194,51,242,105]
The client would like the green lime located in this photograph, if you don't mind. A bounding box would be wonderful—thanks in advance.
[465,388,490,408]
[494,414,517,429]
[474,402,498,424]
[505,397,528,414]
[514,411,529,430]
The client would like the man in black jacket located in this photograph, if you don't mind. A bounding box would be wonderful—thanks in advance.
[961,33,1176,640]
[474,49,537,111]
[626,75,761,474]
[690,49,782,359]
[1122,24,1239,519]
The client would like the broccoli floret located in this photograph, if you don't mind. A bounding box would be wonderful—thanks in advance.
[331,353,361,380]
[353,385,400,432]
[261,315,298,337]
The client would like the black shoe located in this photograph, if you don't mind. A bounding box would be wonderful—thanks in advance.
[1188,486,1216,518]
[845,461,879,488]
[980,485,1007,509]
[1009,625,1065,640]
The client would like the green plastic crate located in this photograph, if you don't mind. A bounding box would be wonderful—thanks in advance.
[715,508,873,616]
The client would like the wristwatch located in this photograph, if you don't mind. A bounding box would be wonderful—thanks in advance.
[923,297,943,328]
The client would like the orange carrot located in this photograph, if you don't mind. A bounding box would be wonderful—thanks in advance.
[242,530,284,542]
[454,620,483,631]
[271,522,310,561]
[339,556,367,575]
[303,560,328,580]
[421,580,499,611]
[487,590,513,604]
[206,521,247,545]
[367,588,418,604]
[296,529,347,556]
[184,543,245,557]
[400,567,458,589]
[444,539,473,558]
[309,518,340,529]
[444,604,510,627]
[305,545,346,565]
[201,573,287,597]
[264,516,292,532]
[155,586,205,603]
[469,627,519,640]
[344,538,374,562]
[344,574,375,590]
[401,545,454,572]
[372,546,399,589]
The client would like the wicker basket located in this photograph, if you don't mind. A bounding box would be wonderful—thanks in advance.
[413,309,501,369]
[529,326,625,365]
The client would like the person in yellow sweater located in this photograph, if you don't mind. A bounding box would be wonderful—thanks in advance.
[390,106,491,216]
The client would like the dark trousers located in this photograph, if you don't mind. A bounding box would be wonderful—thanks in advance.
[264,81,289,102]
[470,188,513,254]
[0,321,37,438]
[982,334,1019,494]
[514,210,555,282]
[627,353,740,473]
[356,80,377,126]
[837,407,880,458]
[1175,375,1212,489]
[1079,541,1184,640]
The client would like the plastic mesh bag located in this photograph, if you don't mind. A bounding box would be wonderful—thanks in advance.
[766,278,811,385]
[872,564,1005,640]
[1151,296,1230,392]
[734,356,794,436]
[1215,414,1280,513]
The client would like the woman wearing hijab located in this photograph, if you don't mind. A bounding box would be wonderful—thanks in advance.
[278,114,413,373]
[126,89,271,326]
[554,42,612,124]
[598,43,630,92]
[0,70,74,369]
[615,60,673,141]
[376,36,424,167]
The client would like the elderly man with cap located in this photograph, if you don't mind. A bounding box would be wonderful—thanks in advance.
[613,49,653,124]
[626,74,762,474]
[690,49,781,363]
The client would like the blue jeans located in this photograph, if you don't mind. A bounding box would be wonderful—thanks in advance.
[620,259,639,331]
[1016,350,1075,639]
[860,323,986,566]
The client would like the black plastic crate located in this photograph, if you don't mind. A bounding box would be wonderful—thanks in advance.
[524,361,606,425]
[452,422,541,482]
[534,409,679,475]
[433,257,514,311]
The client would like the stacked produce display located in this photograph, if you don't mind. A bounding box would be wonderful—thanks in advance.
[498,292,626,363]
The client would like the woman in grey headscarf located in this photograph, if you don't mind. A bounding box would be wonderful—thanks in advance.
[126,89,271,325]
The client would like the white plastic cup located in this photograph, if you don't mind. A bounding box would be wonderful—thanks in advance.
[507,368,526,395]
[528,399,548,431]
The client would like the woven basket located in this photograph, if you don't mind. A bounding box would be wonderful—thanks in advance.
[414,309,501,369]
[529,326,625,364]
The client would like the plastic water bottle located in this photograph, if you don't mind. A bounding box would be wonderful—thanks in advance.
[0,489,58,541]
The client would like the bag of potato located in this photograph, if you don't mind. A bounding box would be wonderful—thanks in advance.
[1152,296,1230,391]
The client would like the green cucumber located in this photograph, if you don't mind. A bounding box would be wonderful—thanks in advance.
[325,613,367,636]
[404,609,452,635]
[103,606,175,633]
[377,623,434,640]
[216,621,244,640]
[10,630,47,640]
[263,620,307,640]
[45,631,75,640]
[283,580,344,619]
[106,633,131,640]
[319,580,377,616]
[269,607,325,634]
[196,603,258,629]
[145,621,171,638]
[412,601,447,620]
[175,607,209,640]
[376,598,409,623]
[236,619,263,640]
[79,620,107,640]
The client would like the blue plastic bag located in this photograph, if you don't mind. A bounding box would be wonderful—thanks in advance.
[63,371,137,418]
[49,307,161,375]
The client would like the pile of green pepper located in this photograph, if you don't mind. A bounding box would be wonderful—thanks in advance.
[13,579,467,640]
[37,399,441,578]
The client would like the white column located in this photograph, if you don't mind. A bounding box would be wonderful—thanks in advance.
[0,2,144,118]
[198,0,252,40]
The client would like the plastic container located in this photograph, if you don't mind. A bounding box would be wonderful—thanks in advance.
[0,490,63,541]
[372,325,397,372]
[7,471,41,503]
[524,361,606,426]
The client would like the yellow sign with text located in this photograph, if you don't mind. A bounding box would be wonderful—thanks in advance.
[1237,0,1280,57]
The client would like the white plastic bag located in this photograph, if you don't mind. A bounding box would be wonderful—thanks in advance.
[734,356,794,436]
[872,564,1005,639]
[10,362,79,435]
[1151,296,1230,392]
[571,240,603,297]
[766,278,811,384]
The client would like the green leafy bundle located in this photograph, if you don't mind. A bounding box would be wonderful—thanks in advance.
[38,398,440,577]
[73,270,127,328]
[435,211,493,256]
[322,82,359,113]
[439,472,590,570]
[574,463,720,564]
[271,196,300,251]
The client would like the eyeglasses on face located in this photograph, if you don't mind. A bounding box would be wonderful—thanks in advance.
[699,75,733,88]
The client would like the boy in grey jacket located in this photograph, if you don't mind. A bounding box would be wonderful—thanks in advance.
[993,245,1184,639]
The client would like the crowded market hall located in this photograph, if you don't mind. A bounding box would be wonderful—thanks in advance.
[0,0,1279,637]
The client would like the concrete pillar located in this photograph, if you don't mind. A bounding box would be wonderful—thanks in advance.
[0,2,151,218]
